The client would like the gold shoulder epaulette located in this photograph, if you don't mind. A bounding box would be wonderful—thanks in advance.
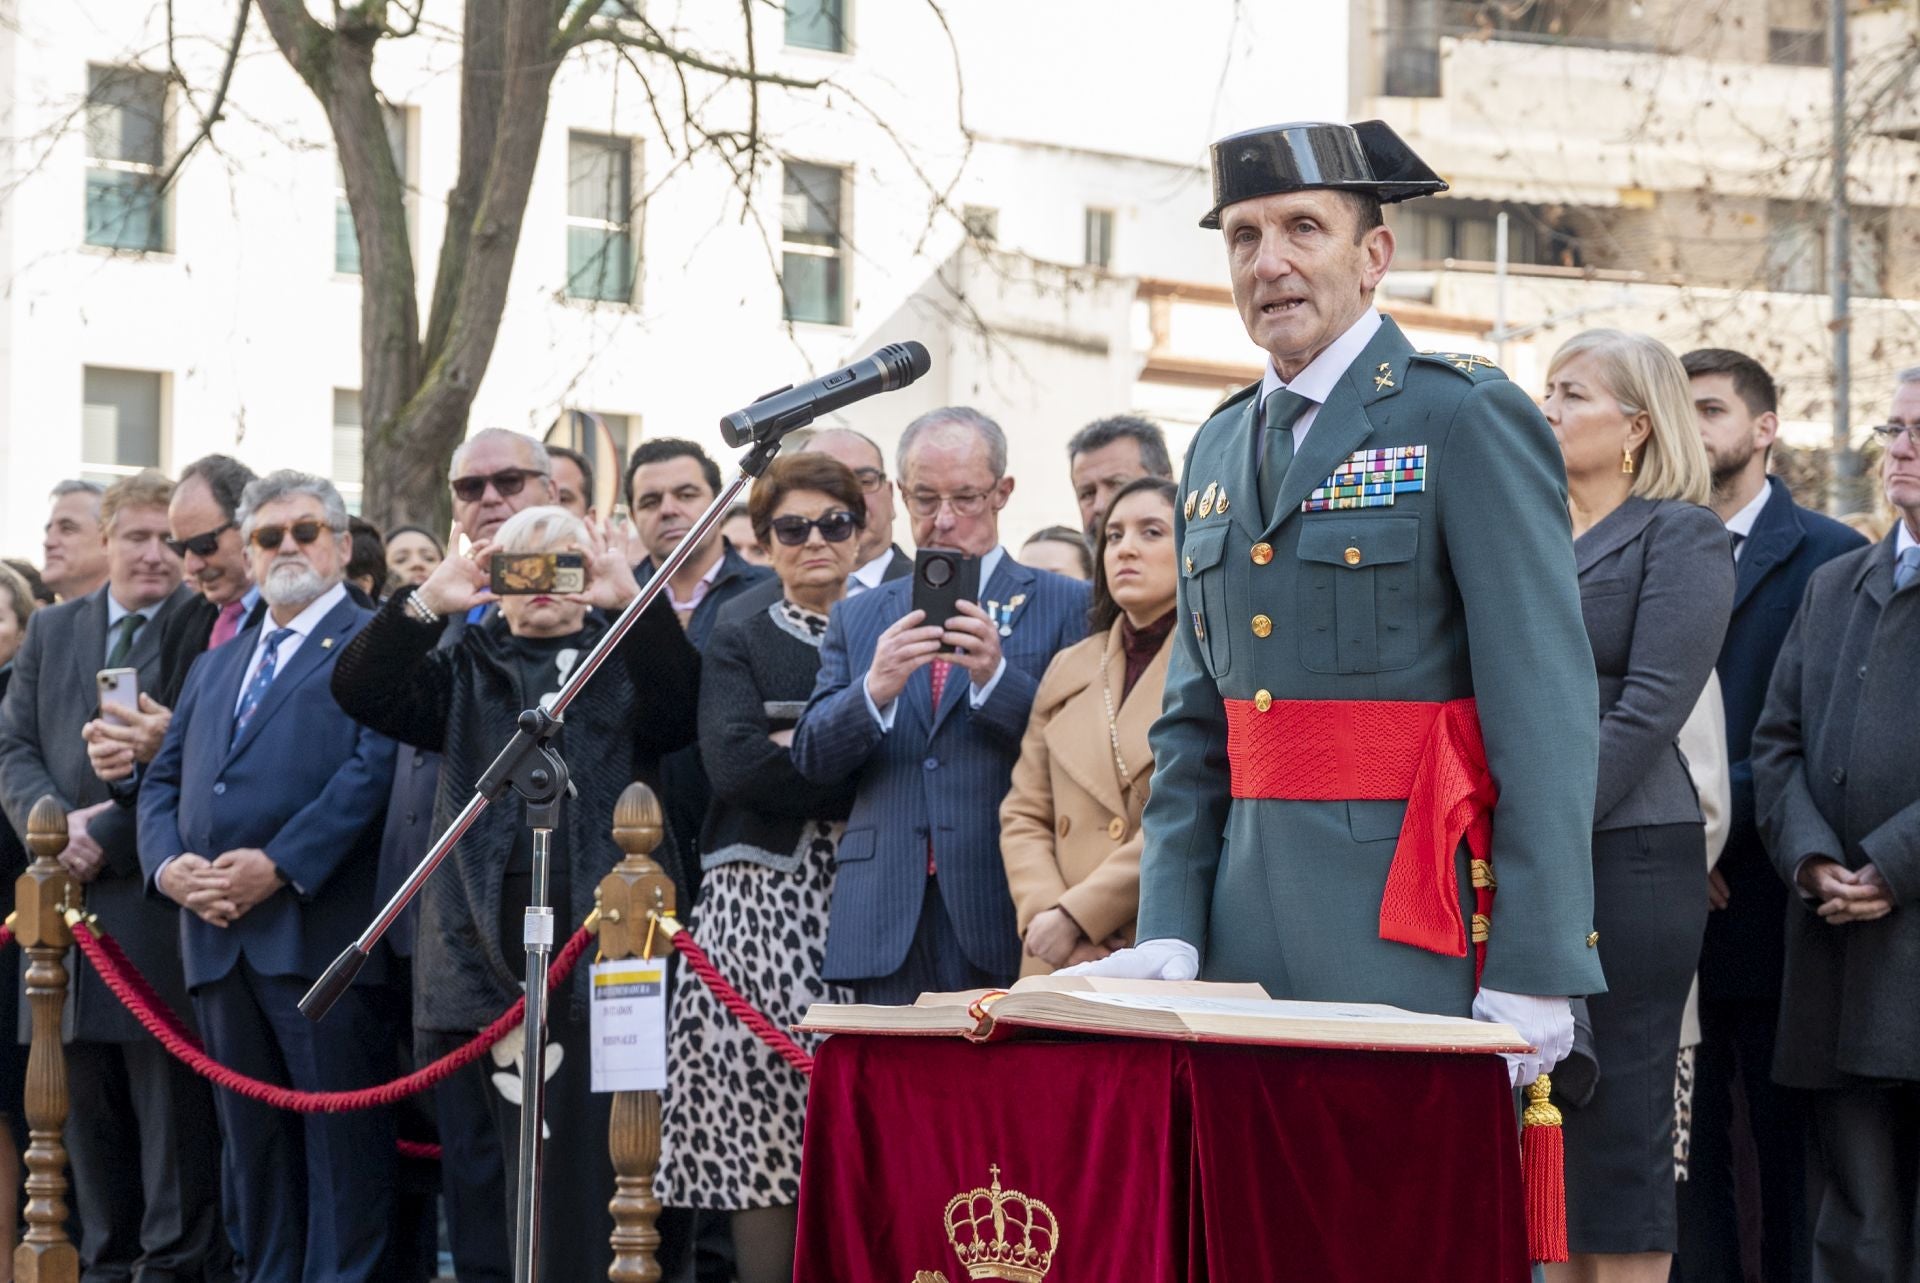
[1412,351,1508,381]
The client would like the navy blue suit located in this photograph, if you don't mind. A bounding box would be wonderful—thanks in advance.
[140,592,399,1283]
[1677,477,1865,1283]
[793,554,1088,1001]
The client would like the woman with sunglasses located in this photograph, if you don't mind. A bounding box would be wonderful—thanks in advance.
[657,454,867,1283]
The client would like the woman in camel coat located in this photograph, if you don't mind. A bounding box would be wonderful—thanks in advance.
[1001,477,1180,976]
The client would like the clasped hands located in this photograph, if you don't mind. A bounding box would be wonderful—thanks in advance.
[158,849,286,928]
[863,603,1003,708]
[1023,906,1126,970]
[1797,856,1895,924]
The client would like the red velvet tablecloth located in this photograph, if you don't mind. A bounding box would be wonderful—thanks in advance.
[794,1034,1527,1282]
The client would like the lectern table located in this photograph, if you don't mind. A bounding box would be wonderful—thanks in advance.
[794,1034,1527,1282]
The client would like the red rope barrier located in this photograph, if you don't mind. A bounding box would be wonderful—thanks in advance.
[0,923,12,951]
[396,1139,444,1162]
[70,917,595,1112]
[667,928,814,1076]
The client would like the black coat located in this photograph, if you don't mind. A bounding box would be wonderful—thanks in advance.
[1753,530,1920,1087]
[1700,479,1865,1002]
[331,591,699,1032]
[153,592,267,709]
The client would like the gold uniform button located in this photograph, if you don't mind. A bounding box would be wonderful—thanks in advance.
[1107,816,1126,841]
[1344,546,1362,566]
[1251,614,1272,638]
[1056,815,1071,839]
[1250,542,1273,565]
[1586,931,1600,949]
[1253,690,1273,712]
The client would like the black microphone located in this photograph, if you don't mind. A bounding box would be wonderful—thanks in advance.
[720,341,932,448]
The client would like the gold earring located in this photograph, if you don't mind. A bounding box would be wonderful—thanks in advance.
[1621,446,1636,475]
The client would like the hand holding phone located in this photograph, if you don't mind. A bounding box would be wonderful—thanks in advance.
[909,548,981,656]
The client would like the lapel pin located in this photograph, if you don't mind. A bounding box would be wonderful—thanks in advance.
[1216,488,1230,515]
[1373,361,1396,391]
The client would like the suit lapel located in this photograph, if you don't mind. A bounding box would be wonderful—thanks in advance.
[1219,393,1265,544]
[225,598,353,762]
[1575,497,1660,575]
[1113,631,1170,785]
[1264,319,1416,535]
[1732,481,1803,612]
[68,589,111,709]
[1858,530,1898,607]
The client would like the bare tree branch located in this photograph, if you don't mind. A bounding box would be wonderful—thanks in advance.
[153,0,253,196]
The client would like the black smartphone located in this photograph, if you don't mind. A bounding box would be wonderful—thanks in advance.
[911,547,981,655]
[489,551,586,595]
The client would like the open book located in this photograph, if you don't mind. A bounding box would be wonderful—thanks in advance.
[798,975,1530,1055]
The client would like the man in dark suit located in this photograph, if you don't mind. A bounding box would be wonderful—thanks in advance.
[1752,368,1920,1282]
[794,407,1090,1003]
[140,470,399,1283]
[0,470,229,1281]
[719,427,911,630]
[1677,350,1865,1282]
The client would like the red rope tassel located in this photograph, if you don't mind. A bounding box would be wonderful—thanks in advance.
[1521,1074,1568,1263]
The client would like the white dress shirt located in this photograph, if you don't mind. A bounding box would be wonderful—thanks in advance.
[1898,519,1917,561]
[866,545,1008,730]
[1256,308,1385,452]
[103,592,164,664]
[1723,481,1772,561]
[233,582,347,717]
[847,548,895,598]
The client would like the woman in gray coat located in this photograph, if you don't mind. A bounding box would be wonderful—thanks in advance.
[1541,329,1734,1282]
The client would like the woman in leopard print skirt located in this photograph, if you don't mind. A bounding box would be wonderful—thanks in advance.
[658,454,867,1283]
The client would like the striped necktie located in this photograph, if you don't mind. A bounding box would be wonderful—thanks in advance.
[233,628,296,740]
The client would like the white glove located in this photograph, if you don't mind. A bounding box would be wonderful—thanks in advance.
[1472,988,1574,1088]
[1058,937,1200,981]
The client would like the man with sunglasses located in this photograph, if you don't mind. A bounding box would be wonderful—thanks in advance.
[793,406,1090,1004]
[142,470,400,1283]
[451,428,556,543]
[719,427,912,631]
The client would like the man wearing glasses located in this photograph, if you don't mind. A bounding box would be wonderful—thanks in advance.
[450,427,557,544]
[794,406,1090,1004]
[720,427,911,630]
[1752,369,1920,1283]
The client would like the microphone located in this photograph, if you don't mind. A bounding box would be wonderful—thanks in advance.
[720,341,932,448]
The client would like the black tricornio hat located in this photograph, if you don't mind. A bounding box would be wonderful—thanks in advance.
[1198,119,1448,229]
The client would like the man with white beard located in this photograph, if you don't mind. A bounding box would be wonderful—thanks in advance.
[141,470,401,1283]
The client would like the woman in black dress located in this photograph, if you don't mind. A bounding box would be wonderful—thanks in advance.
[1541,329,1734,1283]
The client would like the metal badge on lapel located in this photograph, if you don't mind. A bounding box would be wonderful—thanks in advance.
[320,637,334,650]
[1373,361,1395,391]
[1302,445,1428,512]
[1185,490,1198,520]
[1216,487,1230,515]
[1199,482,1217,518]
[986,594,1026,636]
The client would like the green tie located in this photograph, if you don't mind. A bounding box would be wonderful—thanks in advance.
[105,612,145,668]
[1260,389,1312,523]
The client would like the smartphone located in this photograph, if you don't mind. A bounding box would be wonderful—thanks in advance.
[489,552,586,595]
[911,548,981,655]
[97,668,139,718]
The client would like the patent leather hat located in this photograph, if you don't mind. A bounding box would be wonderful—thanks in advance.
[1199,119,1448,228]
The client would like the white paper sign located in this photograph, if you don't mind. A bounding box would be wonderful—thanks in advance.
[589,959,666,1093]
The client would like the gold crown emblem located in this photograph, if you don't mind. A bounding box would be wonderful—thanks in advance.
[943,1164,1058,1282]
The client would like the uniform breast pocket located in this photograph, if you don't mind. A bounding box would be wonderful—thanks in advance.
[1296,516,1420,674]
[1182,523,1232,678]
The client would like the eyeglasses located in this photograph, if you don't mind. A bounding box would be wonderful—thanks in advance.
[250,521,333,551]
[851,467,887,494]
[903,489,994,518]
[451,468,548,504]
[164,521,234,559]
[768,511,861,546]
[1868,423,1920,447]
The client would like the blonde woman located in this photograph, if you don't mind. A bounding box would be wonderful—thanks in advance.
[1540,329,1735,1283]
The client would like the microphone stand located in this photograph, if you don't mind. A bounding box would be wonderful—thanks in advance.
[301,433,785,1283]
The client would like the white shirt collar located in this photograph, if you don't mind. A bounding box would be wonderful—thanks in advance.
[105,591,164,629]
[1898,520,1917,559]
[1258,309,1384,409]
[849,548,894,594]
[261,581,347,641]
[978,545,1006,587]
[1724,479,1773,541]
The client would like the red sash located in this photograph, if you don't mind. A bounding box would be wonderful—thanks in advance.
[1222,697,1497,977]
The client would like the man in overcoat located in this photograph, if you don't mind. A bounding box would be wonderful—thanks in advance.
[1075,120,1604,1084]
[1752,366,1920,1281]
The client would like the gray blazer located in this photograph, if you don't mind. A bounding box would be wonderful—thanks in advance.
[1576,496,1734,831]
[1753,530,1920,1088]
[0,583,198,1041]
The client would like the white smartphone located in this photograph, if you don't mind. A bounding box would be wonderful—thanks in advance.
[97,668,139,718]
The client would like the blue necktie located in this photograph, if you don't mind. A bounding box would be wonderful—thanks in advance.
[233,628,296,740]
[1896,546,1920,593]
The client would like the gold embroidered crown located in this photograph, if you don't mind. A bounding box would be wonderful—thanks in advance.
[943,1165,1058,1283]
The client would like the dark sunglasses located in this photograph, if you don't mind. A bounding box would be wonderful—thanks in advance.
[250,521,332,551]
[451,468,547,504]
[768,511,860,546]
[164,521,234,559]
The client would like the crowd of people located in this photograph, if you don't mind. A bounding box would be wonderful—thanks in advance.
[0,343,1913,1283]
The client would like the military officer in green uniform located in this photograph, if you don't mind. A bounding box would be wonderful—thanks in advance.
[1071,120,1605,1086]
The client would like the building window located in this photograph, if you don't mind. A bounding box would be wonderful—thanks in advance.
[332,390,364,515]
[781,161,848,325]
[1387,199,1586,268]
[567,133,638,303]
[786,0,847,52]
[335,106,413,276]
[1084,207,1114,270]
[82,367,165,483]
[1766,203,1887,298]
[962,205,999,244]
[1766,0,1827,66]
[84,66,168,252]
[546,409,635,515]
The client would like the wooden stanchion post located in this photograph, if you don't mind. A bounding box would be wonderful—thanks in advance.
[600,782,675,1283]
[14,796,76,1283]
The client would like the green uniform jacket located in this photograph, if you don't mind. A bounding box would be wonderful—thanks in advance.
[1136,316,1606,1015]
